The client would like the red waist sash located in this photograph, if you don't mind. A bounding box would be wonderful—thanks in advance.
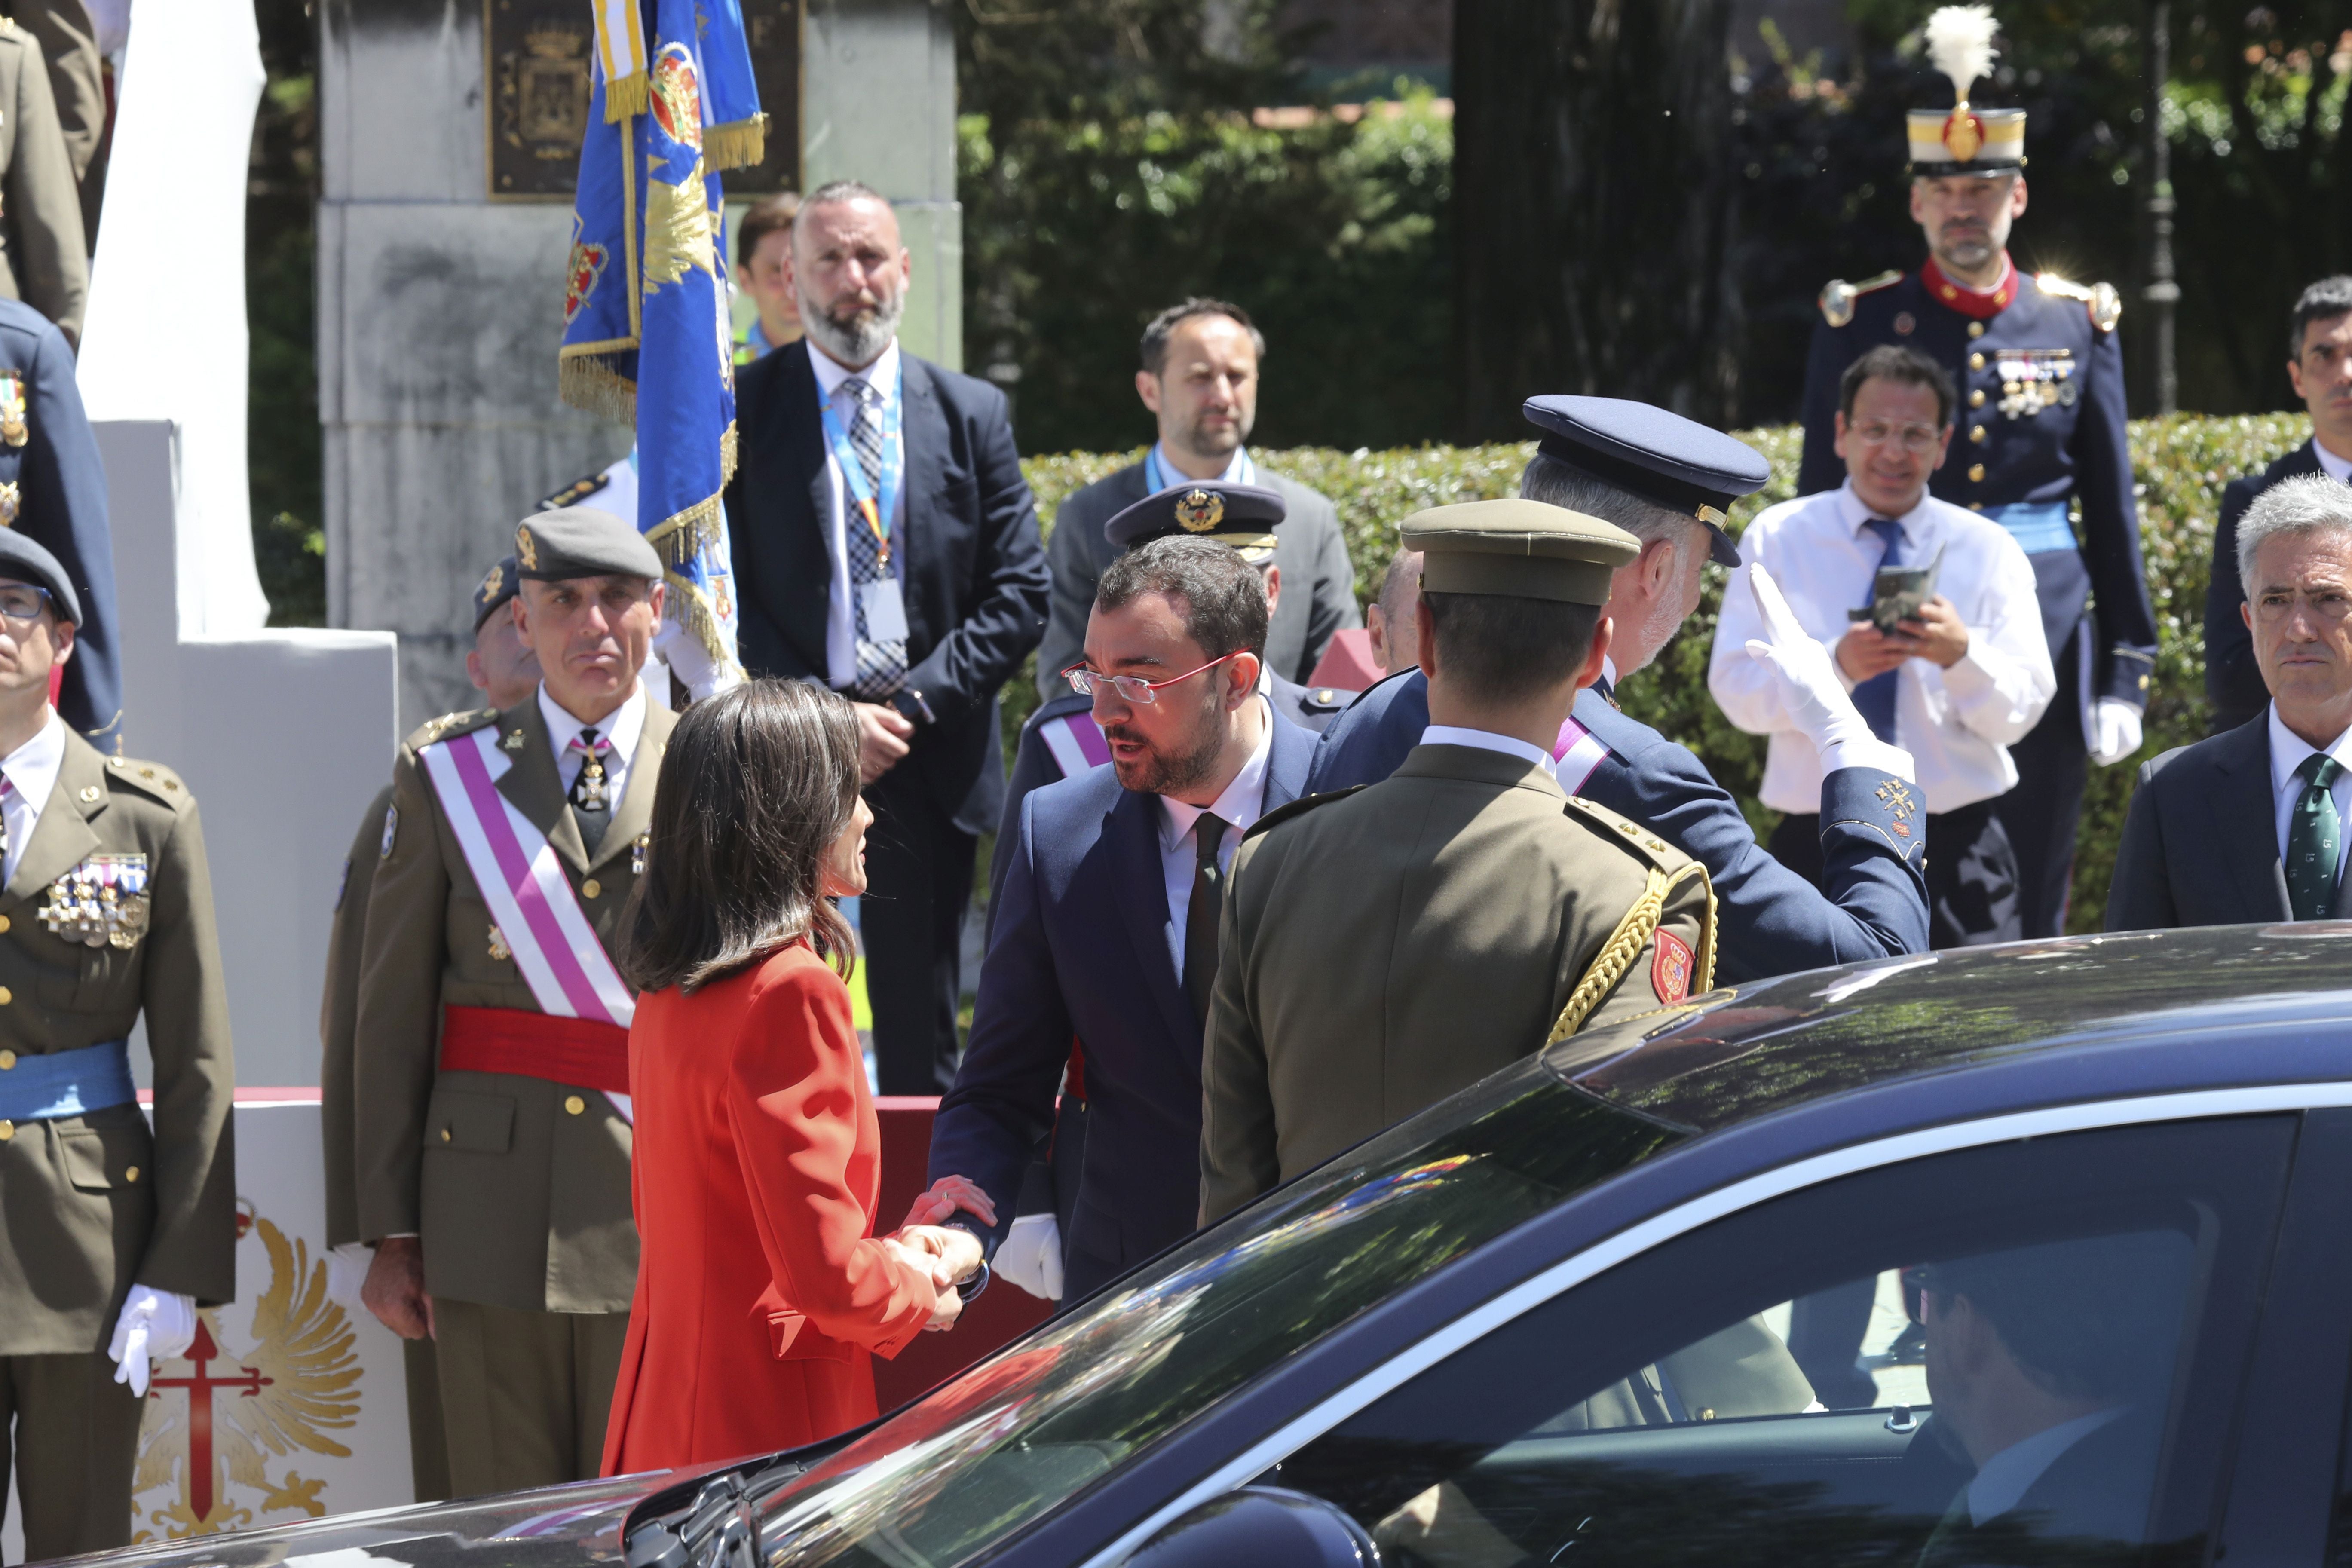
[439,1004,630,1095]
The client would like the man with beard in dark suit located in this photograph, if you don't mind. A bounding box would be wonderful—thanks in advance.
[2207,276,2352,734]
[725,180,1050,1094]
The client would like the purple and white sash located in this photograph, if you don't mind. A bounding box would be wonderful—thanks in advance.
[1038,710,1111,779]
[419,725,635,1117]
[1553,714,1611,796]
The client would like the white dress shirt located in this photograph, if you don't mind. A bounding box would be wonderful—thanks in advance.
[540,682,649,808]
[1144,443,1254,493]
[1710,480,2055,814]
[1158,704,1274,976]
[1421,724,1559,775]
[0,708,66,887]
[2315,439,2352,485]
[1965,1406,2126,1527]
[805,337,907,692]
[2267,704,2352,889]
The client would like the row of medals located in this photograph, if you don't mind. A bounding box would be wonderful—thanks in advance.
[39,856,150,949]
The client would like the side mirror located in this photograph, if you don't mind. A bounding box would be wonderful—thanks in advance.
[1122,1486,1379,1568]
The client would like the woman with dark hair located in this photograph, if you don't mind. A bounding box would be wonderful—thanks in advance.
[600,680,992,1474]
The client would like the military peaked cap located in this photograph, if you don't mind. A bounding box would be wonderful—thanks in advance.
[1521,395,1770,569]
[1105,480,1285,564]
[1400,499,1638,605]
[471,554,521,632]
[0,527,80,624]
[513,506,663,582]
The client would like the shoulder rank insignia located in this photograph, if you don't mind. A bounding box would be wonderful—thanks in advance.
[413,707,496,749]
[2035,272,2123,333]
[0,371,29,449]
[1818,270,1902,328]
[1302,687,1346,713]
[0,480,21,527]
[539,470,611,511]
[1242,784,1367,842]
[40,853,150,949]
[380,802,398,859]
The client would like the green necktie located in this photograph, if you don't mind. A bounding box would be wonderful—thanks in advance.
[2288,753,2345,921]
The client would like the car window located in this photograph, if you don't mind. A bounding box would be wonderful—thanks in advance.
[748,1066,1681,1568]
[1274,1117,2294,1568]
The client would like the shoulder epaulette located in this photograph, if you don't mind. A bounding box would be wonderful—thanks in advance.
[1819,270,1903,328]
[1243,785,1366,842]
[2034,272,2122,334]
[405,706,501,751]
[103,754,189,805]
[1562,793,1686,868]
[1550,798,1718,1040]
[539,470,611,511]
[1301,686,1349,714]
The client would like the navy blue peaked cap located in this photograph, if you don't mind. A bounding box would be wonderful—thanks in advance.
[0,528,79,625]
[1522,395,1771,568]
[1104,480,1286,563]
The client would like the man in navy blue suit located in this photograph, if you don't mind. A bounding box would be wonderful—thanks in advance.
[1310,396,1930,985]
[929,531,1314,1302]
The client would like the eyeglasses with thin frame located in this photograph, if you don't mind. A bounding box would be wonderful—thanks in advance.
[1849,420,1945,454]
[1061,650,1243,705]
[0,584,55,623]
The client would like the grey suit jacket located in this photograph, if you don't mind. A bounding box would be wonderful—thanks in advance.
[2105,714,2291,931]
[1036,461,1361,696]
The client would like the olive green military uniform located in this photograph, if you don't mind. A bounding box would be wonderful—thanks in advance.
[0,17,85,344]
[1200,746,1715,1221]
[320,781,449,1503]
[0,731,234,1559]
[353,694,672,1493]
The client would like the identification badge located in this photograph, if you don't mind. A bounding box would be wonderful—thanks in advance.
[860,578,910,643]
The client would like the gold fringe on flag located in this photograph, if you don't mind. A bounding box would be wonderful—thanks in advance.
[646,493,725,565]
[605,70,649,122]
[663,567,744,681]
[703,113,769,173]
[558,345,639,424]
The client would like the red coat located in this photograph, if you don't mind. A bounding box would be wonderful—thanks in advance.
[602,943,938,1475]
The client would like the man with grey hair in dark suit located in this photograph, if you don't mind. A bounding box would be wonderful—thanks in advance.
[1035,297,1360,704]
[2109,473,2352,928]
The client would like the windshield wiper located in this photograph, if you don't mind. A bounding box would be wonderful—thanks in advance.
[624,1471,772,1568]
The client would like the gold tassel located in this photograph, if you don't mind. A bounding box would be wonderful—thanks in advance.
[605,72,649,122]
[557,352,639,424]
[646,492,725,564]
[703,114,769,172]
[662,567,741,675]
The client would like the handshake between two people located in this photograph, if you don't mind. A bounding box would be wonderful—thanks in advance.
[892,1174,999,1332]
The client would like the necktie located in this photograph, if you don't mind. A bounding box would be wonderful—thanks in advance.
[0,773,17,871]
[840,377,907,699]
[1850,518,1905,744]
[567,727,612,854]
[1183,812,1230,1029]
[2287,753,2344,920]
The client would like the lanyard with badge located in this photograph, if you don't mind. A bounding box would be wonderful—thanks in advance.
[1145,446,1255,494]
[820,364,910,644]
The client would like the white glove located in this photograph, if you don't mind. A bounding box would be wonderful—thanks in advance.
[1743,564,1915,781]
[107,1287,198,1397]
[993,1213,1064,1302]
[2089,698,2145,766]
[325,1242,374,1309]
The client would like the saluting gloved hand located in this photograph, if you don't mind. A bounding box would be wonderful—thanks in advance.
[1742,563,1916,782]
[2089,698,2145,766]
[107,1286,198,1397]
[993,1214,1064,1302]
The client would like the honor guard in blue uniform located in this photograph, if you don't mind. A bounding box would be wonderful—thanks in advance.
[1797,6,2158,937]
[0,297,116,746]
[1308,396,1931,985]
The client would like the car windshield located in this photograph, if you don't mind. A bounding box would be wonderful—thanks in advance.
[749,1060,1680,1567]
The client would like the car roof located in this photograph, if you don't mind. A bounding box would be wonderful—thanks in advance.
[1551,924,2352,1136]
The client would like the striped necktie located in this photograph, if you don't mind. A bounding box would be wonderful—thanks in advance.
[840,377,907,698]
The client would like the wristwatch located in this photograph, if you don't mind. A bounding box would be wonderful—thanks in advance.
[889,687,934,727]
[940,1212,992,1302]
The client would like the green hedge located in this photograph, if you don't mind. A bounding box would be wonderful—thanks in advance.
[1014,412,2313,935]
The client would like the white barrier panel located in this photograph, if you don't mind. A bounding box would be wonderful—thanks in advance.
[2,1098,420,1562]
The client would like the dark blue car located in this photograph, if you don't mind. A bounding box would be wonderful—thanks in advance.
[73,925,2352,1567]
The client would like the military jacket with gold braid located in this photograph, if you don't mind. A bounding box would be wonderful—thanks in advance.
[1798,264,2158,718]
[1199,743,1716,1225]
[0,727,235,1355]
[352,695,674,1316]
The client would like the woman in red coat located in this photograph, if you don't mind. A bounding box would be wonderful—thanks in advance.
[602,680,994,1475]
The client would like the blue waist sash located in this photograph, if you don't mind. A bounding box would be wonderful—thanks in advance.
[0,1038,135,1122]
[1983,500,2077,556]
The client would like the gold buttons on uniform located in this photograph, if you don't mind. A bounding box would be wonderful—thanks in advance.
[564,1094,586,1115]
[0,988,18,1007]
[582,879,602,899]
[0,1050,13,1070]
[1969,464,1987,482]
[0,1121,12,1142]
[1969,352,1986,371]
[1967,322,1985,339]
[441,1127,452,1142]
[1,915,15,934]
[1970,501,1986,511]
[77,786,97,802]
[1970,389,1986,408]
[1970,425,1988,444]
[124,1165,139,1183]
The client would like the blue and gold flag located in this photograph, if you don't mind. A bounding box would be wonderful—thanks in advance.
[559,0,764,693]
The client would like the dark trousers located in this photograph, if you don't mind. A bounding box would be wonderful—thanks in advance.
[1993,649,2091,939]
[0,1351,144,1561]
[1770,796,2021,949]
[862,766,977,1096]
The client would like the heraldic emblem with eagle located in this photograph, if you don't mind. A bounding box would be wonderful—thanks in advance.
[131,1201,363,1539]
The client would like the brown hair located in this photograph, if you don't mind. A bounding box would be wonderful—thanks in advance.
[1139,297,1266,376]
[619,679,859,994]
[736,190,802,270]
[1419,591,1603,707]
[1097,536,1269,661]
[1838,343,1957,429]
